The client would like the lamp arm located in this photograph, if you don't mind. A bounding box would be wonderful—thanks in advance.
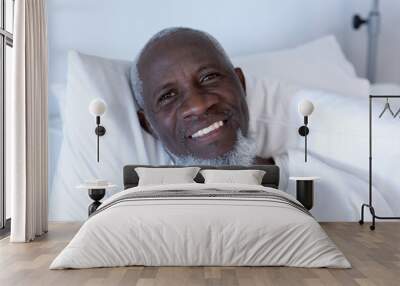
[305,116,308,162]
[97,128,100,162]
[305,132,307,162]
[97,116,100,162]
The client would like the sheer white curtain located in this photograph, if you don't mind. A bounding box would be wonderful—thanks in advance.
[8,0,48,242]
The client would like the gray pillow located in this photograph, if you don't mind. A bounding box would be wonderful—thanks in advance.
[200,169,266,185]
[135,167,200,186]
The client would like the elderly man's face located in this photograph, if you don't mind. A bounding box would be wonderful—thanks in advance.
[138,33,249,159]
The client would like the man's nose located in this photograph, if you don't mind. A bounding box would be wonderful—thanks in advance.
[180,89,218,120]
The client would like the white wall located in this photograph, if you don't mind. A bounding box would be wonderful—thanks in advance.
[46,0,400,221]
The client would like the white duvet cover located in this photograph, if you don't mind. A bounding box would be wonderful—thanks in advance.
[50,183,350,269]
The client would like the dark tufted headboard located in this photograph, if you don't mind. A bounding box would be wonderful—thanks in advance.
[123,165,280,189]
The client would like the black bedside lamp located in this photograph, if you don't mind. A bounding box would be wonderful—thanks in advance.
[89,98,107,162]
[298,99,314,162]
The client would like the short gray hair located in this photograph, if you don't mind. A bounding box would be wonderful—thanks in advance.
[130,27,233,109]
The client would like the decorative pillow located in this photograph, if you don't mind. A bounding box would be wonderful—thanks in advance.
[135,167,200,186]
[200,169,266,185]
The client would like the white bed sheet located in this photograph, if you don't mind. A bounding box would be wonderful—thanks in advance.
[50,183,350,269]
[284,88,400,221]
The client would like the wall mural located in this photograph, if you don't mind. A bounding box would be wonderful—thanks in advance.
[47,5,400,222]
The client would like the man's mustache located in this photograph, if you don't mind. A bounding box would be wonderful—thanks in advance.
[187,109,232,122]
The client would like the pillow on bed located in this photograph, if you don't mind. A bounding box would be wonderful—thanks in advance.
[233,35,369,97]
[200,169,266,185]
[49,51,172,221]
[135,167,200,186]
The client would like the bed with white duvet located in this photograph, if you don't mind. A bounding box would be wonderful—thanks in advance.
[50,183,350,269]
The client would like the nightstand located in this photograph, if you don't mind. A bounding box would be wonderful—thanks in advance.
[77,182,117,216]
[289,177,320,210]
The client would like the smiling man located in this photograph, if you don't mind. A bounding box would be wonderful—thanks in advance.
[130,27,273,166]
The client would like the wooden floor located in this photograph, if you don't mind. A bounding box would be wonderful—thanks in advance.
[0,222,399,286]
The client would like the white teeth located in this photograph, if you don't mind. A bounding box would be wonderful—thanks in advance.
[192,120,224,138]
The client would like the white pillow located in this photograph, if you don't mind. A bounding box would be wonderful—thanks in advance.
[232,35,369,97]
[49,51,171,221]
[244,73,309,159]
[200,169,266,185]
[135,167,200,186]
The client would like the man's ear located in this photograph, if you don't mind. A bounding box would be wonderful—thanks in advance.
[234,67,246,92]
[137,109,158,138]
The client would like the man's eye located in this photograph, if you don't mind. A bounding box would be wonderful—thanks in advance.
[158,91,176,104]
[201,73,219,83]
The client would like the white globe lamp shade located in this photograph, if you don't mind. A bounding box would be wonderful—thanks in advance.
[89,99,107,116]
[298,100,314,116]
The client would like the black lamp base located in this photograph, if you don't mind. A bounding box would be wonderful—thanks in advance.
[298,126,309,136]
[95,125,106,136]
[88,188,105,216]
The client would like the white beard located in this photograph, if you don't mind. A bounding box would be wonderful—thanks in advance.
[169,130,257,166]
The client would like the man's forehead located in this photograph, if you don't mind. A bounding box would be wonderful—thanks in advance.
[145,47,223,76]
[138,32,228,77]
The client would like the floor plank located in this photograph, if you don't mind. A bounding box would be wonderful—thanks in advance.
[0,222,399,286]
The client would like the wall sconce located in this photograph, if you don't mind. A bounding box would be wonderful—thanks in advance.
[89,99,107,162]
[298,99,314,162]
